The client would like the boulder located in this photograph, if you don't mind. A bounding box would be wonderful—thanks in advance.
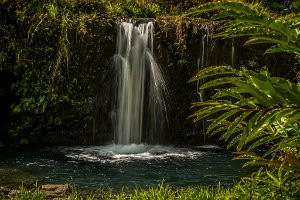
[41,184,69,197]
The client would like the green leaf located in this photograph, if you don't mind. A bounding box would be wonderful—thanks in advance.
[245,36,288,46]
[233,81,272,107]
[221,111,251,141]
[189,66,237,82]
[201,77,241,89]
[274,79,300,105]
[207,110,240,133]
[248,134,281,151]
[182,1,233,18]
[212,87,245,100]
[282,111,300,127]
[190,100,231,108]
[211,10,240,20]
[210,125,228,136]
[227,134,241,149]
[265,44,300,55]
[266,170,280,187]
[189,106,223,123]
[236,15,270,27]
[246,69,288,105]
[237,110,265,151]
[248,108,295,143]
[215,2,259,16]
[269,22,294,39]
[286,154,300,171]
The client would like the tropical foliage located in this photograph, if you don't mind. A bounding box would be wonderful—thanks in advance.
[184,0,300,61]
[186,0,300,197]
[189,65,300,176]
[0,0,115,143]
[0,0,212,144]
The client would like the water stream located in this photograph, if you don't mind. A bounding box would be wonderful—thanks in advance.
[113,21,168,144]
[195,27,213,143]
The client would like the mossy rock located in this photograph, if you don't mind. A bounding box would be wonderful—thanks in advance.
[0,168,36,186]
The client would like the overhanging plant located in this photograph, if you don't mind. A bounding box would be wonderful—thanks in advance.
[184,0,300,188]
[189,65,300,171]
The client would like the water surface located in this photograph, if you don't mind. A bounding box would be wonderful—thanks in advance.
[0,145,252,190]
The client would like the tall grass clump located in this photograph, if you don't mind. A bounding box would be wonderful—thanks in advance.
[9,184,46,200]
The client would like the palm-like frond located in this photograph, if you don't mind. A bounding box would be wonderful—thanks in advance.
[189,66,300,170]
[184,0,300,59]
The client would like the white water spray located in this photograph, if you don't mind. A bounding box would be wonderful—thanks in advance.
[113,21,168,145]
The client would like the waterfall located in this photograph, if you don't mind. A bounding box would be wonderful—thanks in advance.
[196,27,212,143]
[113,21,168,145]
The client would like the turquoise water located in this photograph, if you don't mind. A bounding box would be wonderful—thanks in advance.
[0,145,252,190]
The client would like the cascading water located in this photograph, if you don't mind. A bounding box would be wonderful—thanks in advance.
[196,26,213,143]
[113,21,168,145]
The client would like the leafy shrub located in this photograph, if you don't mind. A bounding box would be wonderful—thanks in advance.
[186,0,300,197]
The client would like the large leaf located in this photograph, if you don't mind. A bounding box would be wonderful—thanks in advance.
[189,66,237,82]
[248,108,295,143]
[221,111,251,141]
[207,110,240,133]
[245,69,288,105]
[237,110,265,150]
[201,77,241,89]
[233,81,272,107]
[184,0,300,56]
[189,106,223,123]
[212,87,245,99]
[269,22,294,39]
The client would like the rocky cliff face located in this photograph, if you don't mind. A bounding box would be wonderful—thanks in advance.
[1,15,296,146]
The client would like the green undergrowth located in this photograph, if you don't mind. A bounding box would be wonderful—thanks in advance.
[1,176,299,200]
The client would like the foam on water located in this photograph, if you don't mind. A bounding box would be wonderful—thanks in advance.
[62,144,205,163]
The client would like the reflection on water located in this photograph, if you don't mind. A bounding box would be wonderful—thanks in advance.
[0,145,252,190]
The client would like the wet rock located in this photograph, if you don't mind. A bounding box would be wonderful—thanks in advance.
[41,184,69,197]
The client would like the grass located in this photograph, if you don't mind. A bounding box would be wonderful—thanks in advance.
[1,179,299,200]
[0,182,245,200]
[0,182,235,200]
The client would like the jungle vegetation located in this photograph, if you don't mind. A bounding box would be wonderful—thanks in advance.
[0,0,299,199]
[0,0,217,145]
[186,0,300,199]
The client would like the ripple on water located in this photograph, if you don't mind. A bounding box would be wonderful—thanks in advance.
[0,145,252,189]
